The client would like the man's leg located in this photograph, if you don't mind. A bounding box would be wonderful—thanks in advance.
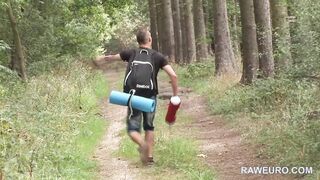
[143,104,156,162]
[127,108,148,163]
[127,108,143,146]
[128,131,144,147]
[145,130,154,158]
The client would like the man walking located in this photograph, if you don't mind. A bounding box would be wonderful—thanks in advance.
[104,28,178,165]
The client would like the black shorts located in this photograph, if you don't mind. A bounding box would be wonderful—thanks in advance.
[127,97,156,132]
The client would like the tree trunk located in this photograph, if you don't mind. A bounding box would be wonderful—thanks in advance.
[231,0,241,59]
[149,0,159,51]
[162,0,176,62]
[253,0,274,78]
[194,0,208,61]
[9,45,18,70]
[171,0,183,63]
[156,0,165,53]
[180,1,188,62]
[213,0,236,76]
[270,0,292,69]
[6,0,27,81]
[184,0,196,63]
[239,0,259,84]
[203,0,214,56]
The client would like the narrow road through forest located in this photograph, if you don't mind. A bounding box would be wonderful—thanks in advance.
[93,62,292,180]
[93,63,139,179]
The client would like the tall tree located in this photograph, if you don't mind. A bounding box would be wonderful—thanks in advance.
[183,0,196,63]
[213,0,237,76]
[230,0,241,59]
[180,1,188,62]
[239,0,259,84]
[171,0,183,63]
[162,0,175,62]
[193,0,208,60]
[156,0,165,53]
[270,0,292,69]
[254,0,274,77]
[203,0,214,55]
[149,0,159,51]
[6,0,27,81]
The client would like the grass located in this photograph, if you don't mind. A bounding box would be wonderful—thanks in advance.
[76,118,106,156]
[71,67,109,179]
[74,116,107,177]
[0,61,109,179]
[175,63,320,179]
[117,97,215,180]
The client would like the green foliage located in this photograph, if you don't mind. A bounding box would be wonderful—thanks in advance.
[289,0,320,78]
[182,61,214,79]
[0,0,114,71]
[177,62,319,178]
[0,61,108,179]
[104,3,148,53]
[0,40,10,52]
[0,0,148,76]
[212,77,319,171]
[102,0,134,19]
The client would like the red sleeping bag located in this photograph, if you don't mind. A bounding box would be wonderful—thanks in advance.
[165,96,181,125]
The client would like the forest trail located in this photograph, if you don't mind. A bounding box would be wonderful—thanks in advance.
[93,61,292,180]
[93,62,139,180]
[176,90,292,180]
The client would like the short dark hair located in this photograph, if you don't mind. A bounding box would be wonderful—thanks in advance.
[136,28,149,45]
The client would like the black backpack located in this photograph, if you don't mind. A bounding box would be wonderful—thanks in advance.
[123,49,156,94]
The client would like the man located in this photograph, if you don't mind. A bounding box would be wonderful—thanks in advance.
[104,28,178,165]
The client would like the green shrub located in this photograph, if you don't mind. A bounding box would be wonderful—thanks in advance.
[177,62,319,178]
[210,77,319,175]
[183,61,215,80]
[0,61,108,179]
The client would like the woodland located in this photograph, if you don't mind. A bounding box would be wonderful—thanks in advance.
[0,0,319,179]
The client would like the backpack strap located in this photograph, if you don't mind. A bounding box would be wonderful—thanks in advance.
[139,49,149,55]
[148,49,157,91]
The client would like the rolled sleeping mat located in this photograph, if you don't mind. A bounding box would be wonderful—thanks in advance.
[130,95,156,112]
[109,91,131,106]
[109,90,156,112]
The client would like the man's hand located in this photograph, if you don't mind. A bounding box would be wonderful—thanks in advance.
[104,55,113,61]
[104,54,121,61]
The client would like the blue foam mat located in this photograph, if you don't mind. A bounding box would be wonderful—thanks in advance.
[109,91,155,112]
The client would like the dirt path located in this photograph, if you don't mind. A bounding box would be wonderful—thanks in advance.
[93,63,139,180]
[180,93,292,180]
[93,61,292,180]
[158,75,293,180]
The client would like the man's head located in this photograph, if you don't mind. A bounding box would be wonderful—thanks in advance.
[136,28,152,47]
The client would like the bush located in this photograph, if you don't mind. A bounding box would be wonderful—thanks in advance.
[0,61,108,179]
[209,76,320,173]
[177,62,319,177]
[183,61,215,80]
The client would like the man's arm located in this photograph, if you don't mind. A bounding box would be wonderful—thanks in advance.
[94,54,122,63]
[162,65,178,96]
[104,54,122,61]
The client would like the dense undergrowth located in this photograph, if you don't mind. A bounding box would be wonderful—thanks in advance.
[176,61,320,179]
[0,59,108,179]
